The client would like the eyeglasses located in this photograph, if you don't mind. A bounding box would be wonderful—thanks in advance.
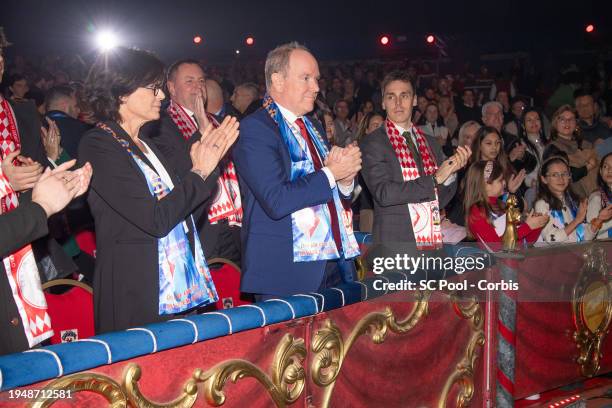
[558,117,576,123]
[144,84,163,96]
[546,172,571,179]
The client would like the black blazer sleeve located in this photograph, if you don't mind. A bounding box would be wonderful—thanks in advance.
[10,100,47,166]
[78,129,219,238]
[0,201,48,258]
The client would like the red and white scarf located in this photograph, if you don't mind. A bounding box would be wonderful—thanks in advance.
[385,119,443,250]
[0,96,53,347]
[167,100,242,226]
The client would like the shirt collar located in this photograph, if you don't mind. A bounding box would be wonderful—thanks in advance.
[182,106,195,117]
[390,120,413,135]
[275,102,300,124]
[173,100,195,118]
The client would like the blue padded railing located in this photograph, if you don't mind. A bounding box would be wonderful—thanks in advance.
[0,241,491,392]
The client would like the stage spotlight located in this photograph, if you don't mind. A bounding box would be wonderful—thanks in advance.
[246,36,254,46]
[235,49,240,54]
[426,35,435,44]
[380,35,390,46]
[193,35,202,44]
[586,24,595,33]
[95,30,118,52]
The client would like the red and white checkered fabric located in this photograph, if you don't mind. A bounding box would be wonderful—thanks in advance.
[0,96,54,347]
[167,100,242,226]
[385,119,443,249]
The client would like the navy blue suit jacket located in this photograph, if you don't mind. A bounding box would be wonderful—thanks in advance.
[233,108,339,296]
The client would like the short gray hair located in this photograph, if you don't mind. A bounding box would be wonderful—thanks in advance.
[237,82,259,99]
[265,41,310,91]
[481,101,503,117]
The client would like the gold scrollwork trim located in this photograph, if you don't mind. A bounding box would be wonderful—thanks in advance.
[437,295,486,408]
[29,373,128,408]
[195,333,306,407]
[29,333,306,408]
[311,291,431,408]
[123,363,199,408]
[572,245,612,377]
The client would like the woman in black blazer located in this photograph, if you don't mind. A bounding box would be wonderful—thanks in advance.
[79,48,238,333]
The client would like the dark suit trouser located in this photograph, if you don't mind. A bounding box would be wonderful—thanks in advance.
[254,256,356,301]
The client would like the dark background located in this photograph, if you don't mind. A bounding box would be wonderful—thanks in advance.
[1,0,609,64]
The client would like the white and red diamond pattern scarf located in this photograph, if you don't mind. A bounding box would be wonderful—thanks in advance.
[167,100,242,227]
[385,119,443,250]
[0,96,53,347]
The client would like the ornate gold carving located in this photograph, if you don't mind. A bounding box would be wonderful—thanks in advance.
[195,333,306,407]
[29,373,128,408]
[502,194,521,251]
[311,291,431,407]
[28,290,487,408]
[123,363,199,408]
[355,256,367,281]
[28,333,306,408]
[437,295,486,408]
[572,245,612,377]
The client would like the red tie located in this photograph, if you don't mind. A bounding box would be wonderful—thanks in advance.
[295,118,343,254]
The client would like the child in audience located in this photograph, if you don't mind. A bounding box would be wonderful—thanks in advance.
[587,152,612,239]
[465,160,547,251]
[534,156,602,243]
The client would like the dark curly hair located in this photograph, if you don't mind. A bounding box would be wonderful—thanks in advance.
[85,47,164,123]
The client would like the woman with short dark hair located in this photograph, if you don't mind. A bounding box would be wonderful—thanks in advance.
[79,47,239,333]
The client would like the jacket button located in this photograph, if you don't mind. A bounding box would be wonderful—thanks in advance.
[10,317,19,326]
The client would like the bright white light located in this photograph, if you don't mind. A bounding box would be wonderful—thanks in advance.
[235,49,240,54]
[96,30,118,52]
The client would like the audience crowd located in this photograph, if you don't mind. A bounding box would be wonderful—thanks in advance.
[2,27,612,355]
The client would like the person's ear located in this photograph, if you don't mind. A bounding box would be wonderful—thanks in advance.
[271,72,285,93]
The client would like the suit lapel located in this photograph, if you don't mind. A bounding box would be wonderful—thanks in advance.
[375,127,407,182]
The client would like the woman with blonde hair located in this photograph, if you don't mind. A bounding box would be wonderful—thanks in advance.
[550,104,598,198]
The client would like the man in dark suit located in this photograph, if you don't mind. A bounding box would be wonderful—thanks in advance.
[360,70,469,257]
[145,59,241,263]
[0,149,92,355]
[233,42,362,298]
[45,85,92,159]
[230,82,261,120]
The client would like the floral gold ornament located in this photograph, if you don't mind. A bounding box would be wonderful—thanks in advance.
[29,373,128,408]
[195,333,306,407]
[311,291,431,407]
[123,364,199,408]
[29,333,306,408]
[572,245,612,377]
[438,295,485,408]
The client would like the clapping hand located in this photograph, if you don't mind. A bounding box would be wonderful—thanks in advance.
[525,209,549,230]
[325,144,362,185]
[576,199,588,223]
[435,146,471,184]
[33,160,93,217]
[1,150,43,192]
[193,90,210,130]
[190,116,240,179]
[41,118,62,161]
[507,169,527,193]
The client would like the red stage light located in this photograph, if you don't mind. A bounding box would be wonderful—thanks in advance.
[380,35,390,46]
[246,37,255,46]
[193,36,202,44]
[586,24,595,33]
[426,35,435,44]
